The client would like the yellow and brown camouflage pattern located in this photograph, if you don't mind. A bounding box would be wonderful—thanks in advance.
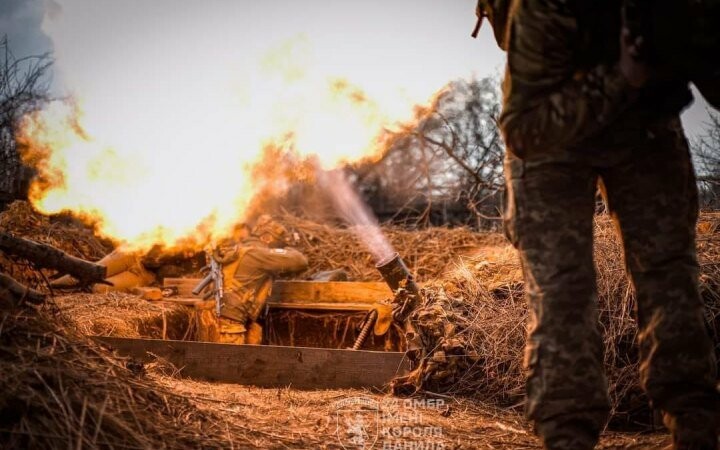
[218,237,308,343]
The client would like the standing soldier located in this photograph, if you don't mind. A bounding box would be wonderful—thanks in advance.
[197,215,308,345]
[477,0,720,448]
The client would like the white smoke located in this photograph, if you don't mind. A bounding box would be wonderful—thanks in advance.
[318,169,395,263]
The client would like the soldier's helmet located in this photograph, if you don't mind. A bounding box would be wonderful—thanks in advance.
[251,215,290,248]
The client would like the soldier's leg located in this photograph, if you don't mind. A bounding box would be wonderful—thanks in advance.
[246,321,263,345]
[600,120,719,448]
[196,308,220,342]
[91,268,155,294]
[218,317,247,345]
[505,154,610,449]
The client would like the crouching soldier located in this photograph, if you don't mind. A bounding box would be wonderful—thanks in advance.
[197,215,308,345]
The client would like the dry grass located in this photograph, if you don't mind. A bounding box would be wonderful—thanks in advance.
[0,306,267,449]
[53,292,193,340]
[386,215,720,428]
[391,258,527,404]
[1,202,719,447]
[283,213,507,283]
[0,302,671,449]
[151,376,670,449]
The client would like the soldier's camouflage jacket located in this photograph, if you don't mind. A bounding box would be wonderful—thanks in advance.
[216,237,308,324]
[499,0,692,157]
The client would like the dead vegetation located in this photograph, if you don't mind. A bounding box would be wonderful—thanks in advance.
[53,292,192,340]
[385,215,720,428]
[0,307,264,449]
[282,210,720,428]
[0,304,670,449]
[283,213,507,282]
[1,202,719,447]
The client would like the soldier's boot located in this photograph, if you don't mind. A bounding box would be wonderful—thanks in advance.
[536,417,600,450]
[664,412,719,450]
[218,317,247,345]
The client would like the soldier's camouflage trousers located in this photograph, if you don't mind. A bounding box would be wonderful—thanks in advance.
[504,118,719,449]
[195,310,263,345]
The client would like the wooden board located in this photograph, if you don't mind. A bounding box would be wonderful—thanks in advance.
[95,336,410,389]
[164,279,393,305]
[159,297,374,311]
[269,301,375,311]
[156,298,214,307]
[269,281,392,304]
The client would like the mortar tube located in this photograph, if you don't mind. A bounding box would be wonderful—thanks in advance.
[375,252,420,298]
[375,252,423,363]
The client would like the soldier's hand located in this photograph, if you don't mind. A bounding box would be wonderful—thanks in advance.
[620,28,649,88]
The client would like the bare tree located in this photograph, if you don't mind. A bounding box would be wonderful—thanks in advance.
[246,77,506,230]
[694,111,720,209]
[352,76,505,229]
[0,36,52,209]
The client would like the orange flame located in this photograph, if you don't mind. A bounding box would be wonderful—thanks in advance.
[19,4,441,251]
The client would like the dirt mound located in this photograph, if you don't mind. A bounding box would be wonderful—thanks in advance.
[283,214,507,282]
[54,292,193,339]
[0,306,266,449]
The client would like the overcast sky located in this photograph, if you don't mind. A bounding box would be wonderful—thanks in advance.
[0,0,714,141]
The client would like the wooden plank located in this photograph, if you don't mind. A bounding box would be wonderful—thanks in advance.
[270,301,373,311]
[157,297,373,311]
[94,336,409,389]
[164,278,393,304]
[156,298,214,307]
[269,281,392,304]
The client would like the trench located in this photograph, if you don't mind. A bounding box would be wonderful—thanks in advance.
[126,305,404,351]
